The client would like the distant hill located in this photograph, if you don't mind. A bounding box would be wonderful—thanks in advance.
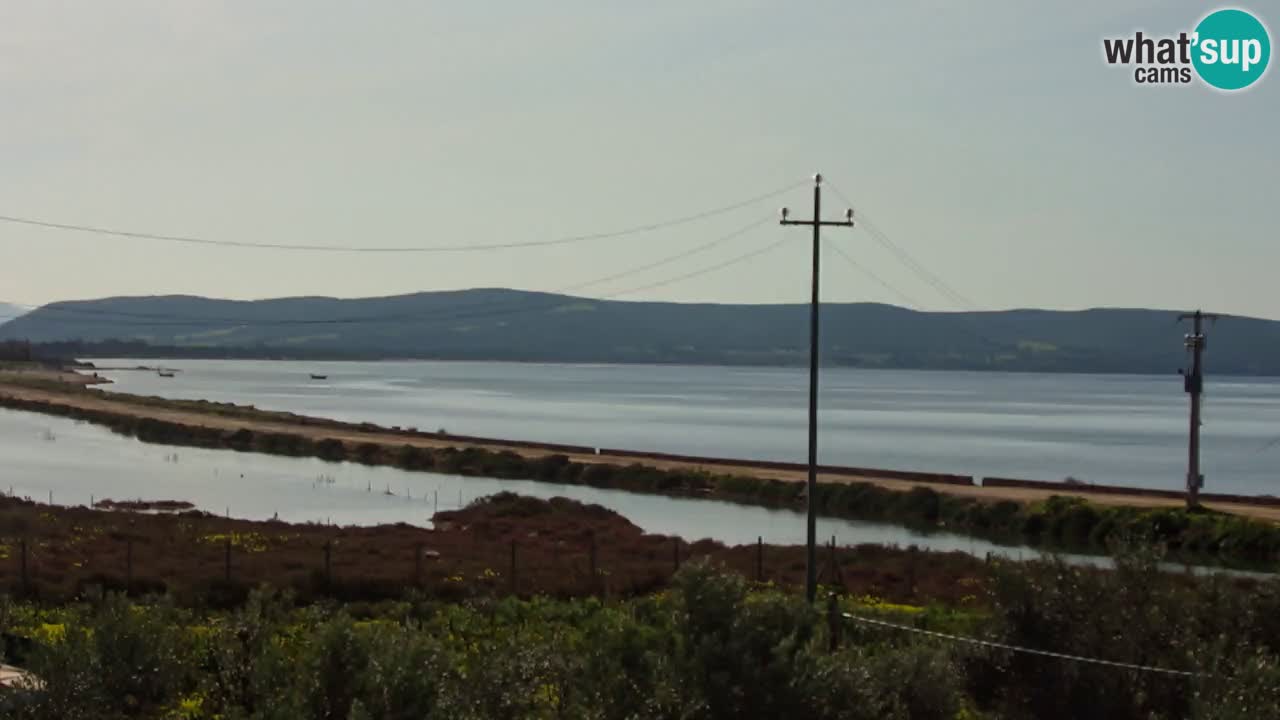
[0,303,25,325]
[1,289,1276,374]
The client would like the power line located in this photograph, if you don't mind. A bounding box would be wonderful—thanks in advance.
[822,184,1013,356]
[842,613,1202,678]
[559,218,771,294]
[824,183,979,310]
[824,239,924,310]
[22,217,770,326]
[0,180,802,254]
[45,233,779,335]
[862,218,978,309]
[826,233,1007,352]
[0,218,775,330]
[607,235,787,297]
[1255,435,1280,454]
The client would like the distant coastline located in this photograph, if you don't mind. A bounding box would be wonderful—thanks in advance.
[4,290,1278,375]
[37,343,1279,378]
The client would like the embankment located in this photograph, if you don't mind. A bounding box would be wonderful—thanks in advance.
[982,476,1280,508]
[2,378,1279,565]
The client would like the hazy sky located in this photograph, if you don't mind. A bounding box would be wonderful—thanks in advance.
[1,1,1276,317]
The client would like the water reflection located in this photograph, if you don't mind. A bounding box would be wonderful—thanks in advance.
[1,407,1271,578]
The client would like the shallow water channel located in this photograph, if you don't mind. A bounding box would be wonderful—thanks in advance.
[0,407,1269,577]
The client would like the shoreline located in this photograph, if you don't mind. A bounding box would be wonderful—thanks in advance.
[0,365,112,387]
[2,367,1278,519]
[74,353,1280,378]
[1,367,1278,565]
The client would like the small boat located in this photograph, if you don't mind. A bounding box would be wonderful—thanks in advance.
[157,370,175,378]
[309,373,328,380]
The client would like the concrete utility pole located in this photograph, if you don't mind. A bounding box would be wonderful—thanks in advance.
[1178,310,1217,509]
[781,173,853,603]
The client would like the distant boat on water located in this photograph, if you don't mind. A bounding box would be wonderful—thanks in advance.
[157,370,175,378]
[309,373,328,380]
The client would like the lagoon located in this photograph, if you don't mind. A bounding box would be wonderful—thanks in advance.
[92,359,1280,496]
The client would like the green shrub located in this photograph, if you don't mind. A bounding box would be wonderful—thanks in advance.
[19,595,194,719]
[352,442,382,464]
[798,643,966,720]
[3,564,1280,720]
[315,439,346,461]
[580,464,618,488]
[533,454,571,481]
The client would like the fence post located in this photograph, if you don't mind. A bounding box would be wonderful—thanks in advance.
[126,538,134,595]
[827,535,838,590]
[827,593,841,652]
[756,536,763,582]
[673,537,680,574]
[323,540,332,590]
[907,546,917,597]
[225,537,232,582]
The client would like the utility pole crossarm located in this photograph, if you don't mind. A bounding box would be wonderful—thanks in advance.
[781,218,856,227]
[779,172,855,605]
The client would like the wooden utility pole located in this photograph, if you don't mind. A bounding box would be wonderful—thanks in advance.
[1178,310,1217,509]
[781,173,854,604]
[747,532,757,584]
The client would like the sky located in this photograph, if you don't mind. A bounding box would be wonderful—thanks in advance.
[0,1,1277,317]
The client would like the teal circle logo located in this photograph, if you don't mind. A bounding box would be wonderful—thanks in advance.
[1192,9,1271,90]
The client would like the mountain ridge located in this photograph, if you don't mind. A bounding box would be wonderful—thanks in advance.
[1,289,1276,375]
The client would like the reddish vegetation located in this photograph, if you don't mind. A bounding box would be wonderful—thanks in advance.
[0,492,990,606]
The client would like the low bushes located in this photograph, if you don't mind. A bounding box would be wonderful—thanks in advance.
[4,558,1280,720]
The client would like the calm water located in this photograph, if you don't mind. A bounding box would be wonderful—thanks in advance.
[91,359,1280,496]
[0,406,1016,557]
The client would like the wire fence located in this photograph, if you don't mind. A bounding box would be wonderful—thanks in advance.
[0,496,1213,682]
[0,511,860,605]
[837,610,1204,678]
